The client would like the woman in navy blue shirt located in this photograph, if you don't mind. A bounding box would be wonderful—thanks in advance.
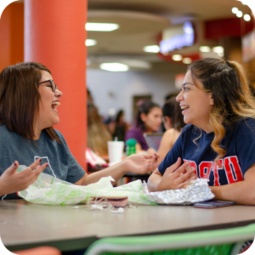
[148,58,255,205]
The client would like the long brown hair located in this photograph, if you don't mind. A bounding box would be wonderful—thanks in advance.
[162,97,185,132]
[0,62,60,141]
[87,103,112,156]
[189,58,255,161]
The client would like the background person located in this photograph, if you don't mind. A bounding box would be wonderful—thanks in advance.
[156,97,186,164]
[148,58,255,205]
[87,103,112,156]
[112,109,129,142]
[0,62,158,200]
[125,101,162,153]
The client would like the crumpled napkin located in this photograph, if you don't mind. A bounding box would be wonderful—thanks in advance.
[17,165,154,205]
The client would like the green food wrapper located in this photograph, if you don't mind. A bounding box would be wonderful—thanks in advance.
[17,165,156,205]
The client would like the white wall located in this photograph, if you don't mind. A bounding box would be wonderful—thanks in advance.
[87,62,187,123]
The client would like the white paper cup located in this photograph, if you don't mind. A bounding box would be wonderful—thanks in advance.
[108,141,124,165]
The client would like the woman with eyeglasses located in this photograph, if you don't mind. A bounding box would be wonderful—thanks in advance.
[0,62,158,200]
[148,58,255,205]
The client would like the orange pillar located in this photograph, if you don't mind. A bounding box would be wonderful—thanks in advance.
[24,0,87,169]
[0,2,24,72]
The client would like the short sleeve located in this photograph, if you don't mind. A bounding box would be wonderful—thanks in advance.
[158,129,183,175]
[57,132,86,183]
[235,119,255,174]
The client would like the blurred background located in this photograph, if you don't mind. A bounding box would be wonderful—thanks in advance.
[0,0,254,125]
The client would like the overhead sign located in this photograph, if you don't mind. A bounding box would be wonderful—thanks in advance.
[160,22,195,54]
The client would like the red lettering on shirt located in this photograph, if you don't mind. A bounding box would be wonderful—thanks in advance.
[212,159,223,186]
[224,156,243,184]
[183,159,197,175]
[199,161,213,179]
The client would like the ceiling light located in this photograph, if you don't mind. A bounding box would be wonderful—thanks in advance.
[100,63,129,72]
[143,45,160,53]
[199,46,211,53]
[236,11,243,18]
[172,54,182,61]
[85,39,97,46]
[213,46,224,54]
[85,23,119,32]
[244,14,251,21]
[183,58,192,64]
[232,7,238,14]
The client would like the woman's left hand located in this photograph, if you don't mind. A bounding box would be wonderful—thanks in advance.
[123,153,159,174]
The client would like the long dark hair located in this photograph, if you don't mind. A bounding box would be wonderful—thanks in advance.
[163,97,185,131]
[0,62,60,141]
[115,110,124,124]
[189,58,255,161]
[135,101,160,131]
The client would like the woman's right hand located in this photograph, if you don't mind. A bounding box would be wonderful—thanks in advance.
[0,159,48,196]
[157,158,197,191]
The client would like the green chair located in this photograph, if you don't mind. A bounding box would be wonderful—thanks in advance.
[84,223,255,255]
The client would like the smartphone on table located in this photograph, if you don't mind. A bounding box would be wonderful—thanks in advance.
[193,200,235,209]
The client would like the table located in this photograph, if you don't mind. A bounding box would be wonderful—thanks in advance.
[1,200,255,252]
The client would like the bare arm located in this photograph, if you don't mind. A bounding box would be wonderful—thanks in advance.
[157,129,180,165]
[210,163,255,205]
[76,153,158,186]
[0,159,48,196]
[147,158,197,192]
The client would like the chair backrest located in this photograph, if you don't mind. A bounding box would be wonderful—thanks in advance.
[84,223,255,255]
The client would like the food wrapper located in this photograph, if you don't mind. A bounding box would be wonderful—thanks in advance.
[17,165,155,205]
[17,166,214,206]
[143,178,214,205]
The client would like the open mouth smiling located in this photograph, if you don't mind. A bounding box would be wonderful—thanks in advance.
[51,101,60,112]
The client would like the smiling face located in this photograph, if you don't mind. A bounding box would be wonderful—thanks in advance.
[141,107,162,132]
[35,71,63,137]
[176,70,214,133]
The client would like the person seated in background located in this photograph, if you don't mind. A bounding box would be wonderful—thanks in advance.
[87,88,94,104]
[0,160,48,198]
[148,58,255,206]
[156,97,186,164]
[125,101,162,153]
[0,62,158,201]
[87,103,112,156]
[112,109,129,142]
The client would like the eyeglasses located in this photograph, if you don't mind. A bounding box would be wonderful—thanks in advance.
[39,80,58,93]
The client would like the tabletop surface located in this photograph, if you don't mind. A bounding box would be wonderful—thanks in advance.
[1,199,255,251]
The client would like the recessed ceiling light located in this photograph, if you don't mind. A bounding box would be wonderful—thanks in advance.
[183,58,192,64]
[232,7,238,14]
[213,46,224,54]
[172,54,182,61]
[236,11,243,18]
[100,63,129,72]
[85,23,119,32]
[85,39,97,46]
[244,14,251,22]
[199,46,211,53]
[143,45,160,53]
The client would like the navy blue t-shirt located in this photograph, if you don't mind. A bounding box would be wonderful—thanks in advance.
[158,118,255,186]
